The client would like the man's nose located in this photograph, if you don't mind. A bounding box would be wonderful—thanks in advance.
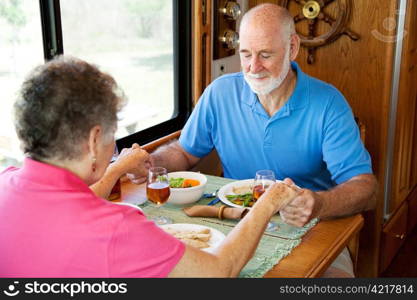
[249,56,263,73]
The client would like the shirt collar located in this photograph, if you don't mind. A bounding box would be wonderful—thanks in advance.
[242,61,310,111]
[17,157,93,194]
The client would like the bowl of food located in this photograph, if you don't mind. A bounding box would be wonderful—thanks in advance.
[167,171,207,205]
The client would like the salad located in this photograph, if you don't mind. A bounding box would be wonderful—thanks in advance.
[169,177,200,188]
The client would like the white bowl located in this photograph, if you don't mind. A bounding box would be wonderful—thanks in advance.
[167,171,207,205]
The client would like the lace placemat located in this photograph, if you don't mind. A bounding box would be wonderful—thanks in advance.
[138,175,318,277]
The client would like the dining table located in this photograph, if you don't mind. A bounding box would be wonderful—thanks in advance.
[114,174,364,278]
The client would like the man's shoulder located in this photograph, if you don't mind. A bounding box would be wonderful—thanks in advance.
[304,72,341,97]
[301,72,348,109]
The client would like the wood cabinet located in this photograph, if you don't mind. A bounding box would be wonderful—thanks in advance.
[380,202,408,273]
[407,186,417,233]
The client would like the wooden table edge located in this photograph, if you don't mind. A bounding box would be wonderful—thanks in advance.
[264,214,364,278]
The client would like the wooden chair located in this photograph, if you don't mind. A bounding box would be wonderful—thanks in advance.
[142,130,223,177]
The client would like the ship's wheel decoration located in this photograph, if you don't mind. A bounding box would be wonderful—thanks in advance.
[282,0,360,64]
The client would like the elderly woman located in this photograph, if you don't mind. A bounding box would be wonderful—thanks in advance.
[0,56,295,277]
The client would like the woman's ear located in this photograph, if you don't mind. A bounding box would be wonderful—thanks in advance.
[87,125,102,158]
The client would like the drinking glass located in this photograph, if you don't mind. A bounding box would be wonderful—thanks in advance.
[253,170,278,232]
[146,167,172,225]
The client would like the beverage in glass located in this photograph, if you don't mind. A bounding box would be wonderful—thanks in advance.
[146,181,170,205]
[146,167,172,225]
[253,170,278,232]
[253,170,275,201]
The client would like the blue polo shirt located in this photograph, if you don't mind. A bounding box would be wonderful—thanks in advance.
[179,62,372,191]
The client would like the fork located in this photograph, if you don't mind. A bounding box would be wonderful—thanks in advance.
[202,189,220,206]
[202,190,218,199]
[207,197,220,206]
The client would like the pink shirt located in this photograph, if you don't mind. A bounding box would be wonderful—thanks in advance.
[0,158,185,277]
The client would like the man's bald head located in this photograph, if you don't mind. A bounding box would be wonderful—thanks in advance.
[240,4,296,42]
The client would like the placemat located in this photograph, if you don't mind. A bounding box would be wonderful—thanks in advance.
[138,175,318,277]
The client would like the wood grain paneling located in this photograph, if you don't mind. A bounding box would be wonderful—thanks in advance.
[407,185,417,233]
[380,201,408,273]
[193,0,212,104]
[248,0,397,277]
[393,0,417,206]
[404,0,417,192]
[411,91,417,187]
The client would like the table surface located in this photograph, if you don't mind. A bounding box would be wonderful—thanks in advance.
[118,177,364,278]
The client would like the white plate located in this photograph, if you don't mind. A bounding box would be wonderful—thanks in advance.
[161,223,225,253]
[218,179,286,208]
[113,202,143,211]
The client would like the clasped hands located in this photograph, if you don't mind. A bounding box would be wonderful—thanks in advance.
[280,178,322,227]
[111,143,152,183]
[113,144,320,228]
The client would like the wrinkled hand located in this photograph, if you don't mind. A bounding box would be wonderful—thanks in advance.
[121,144,154,184]
[111,143,151,184]
[279,178,322,227]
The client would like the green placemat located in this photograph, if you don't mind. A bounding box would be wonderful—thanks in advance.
[201,175,318,240]
[139,175,318,277]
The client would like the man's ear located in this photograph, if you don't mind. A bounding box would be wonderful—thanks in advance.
[87,125,102,158]
[289,34,300,61]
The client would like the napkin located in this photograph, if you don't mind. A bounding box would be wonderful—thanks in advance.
[183,205,249,220]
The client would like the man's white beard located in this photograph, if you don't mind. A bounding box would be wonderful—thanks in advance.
[244,47,291,96]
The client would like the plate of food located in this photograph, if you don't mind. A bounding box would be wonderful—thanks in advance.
[218,179,295,208]
[113,202,143,211]
[217,179,256,208]
[161,223,225,253]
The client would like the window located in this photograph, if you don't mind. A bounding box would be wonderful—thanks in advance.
[60,0,176,140]
[0,0,44,171]
[0,0,191,171]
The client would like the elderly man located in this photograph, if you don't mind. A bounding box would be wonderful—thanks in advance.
[130,4,377,277]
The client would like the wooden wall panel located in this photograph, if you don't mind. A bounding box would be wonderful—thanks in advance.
[391,0,417,203]
[247,0,397,277]
[294,0,398,278]
[391,0,417,211]
[411,90,417,187]
[193,0,212,104]
[249,0,280,7]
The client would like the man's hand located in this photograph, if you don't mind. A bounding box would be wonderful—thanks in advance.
[111,143,151,183]
[279,178,322,227]
[279,174,377,227]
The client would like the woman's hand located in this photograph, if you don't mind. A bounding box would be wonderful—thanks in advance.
[110,143,151,181]
[279,178,322,227]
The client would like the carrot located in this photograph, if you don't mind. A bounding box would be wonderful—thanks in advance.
[182,179,200,188]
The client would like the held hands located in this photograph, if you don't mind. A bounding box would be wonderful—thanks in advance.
[256,181,299,216]
[279,178,323,227]
[111,143,151,183]
[125,143,153,184]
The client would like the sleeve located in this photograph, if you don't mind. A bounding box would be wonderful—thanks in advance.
[179,84,215,158]
[322,92,373,184]
[108,210,185,277]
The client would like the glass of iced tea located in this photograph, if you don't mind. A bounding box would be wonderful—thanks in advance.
[253,170,278,232]
[146,167,172,225]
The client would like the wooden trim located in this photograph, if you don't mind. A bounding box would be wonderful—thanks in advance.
[193,0,212,105]
[380,201,408,273]
[306,215,364,278]
[264,214,364,277]
[142,130,181,153]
